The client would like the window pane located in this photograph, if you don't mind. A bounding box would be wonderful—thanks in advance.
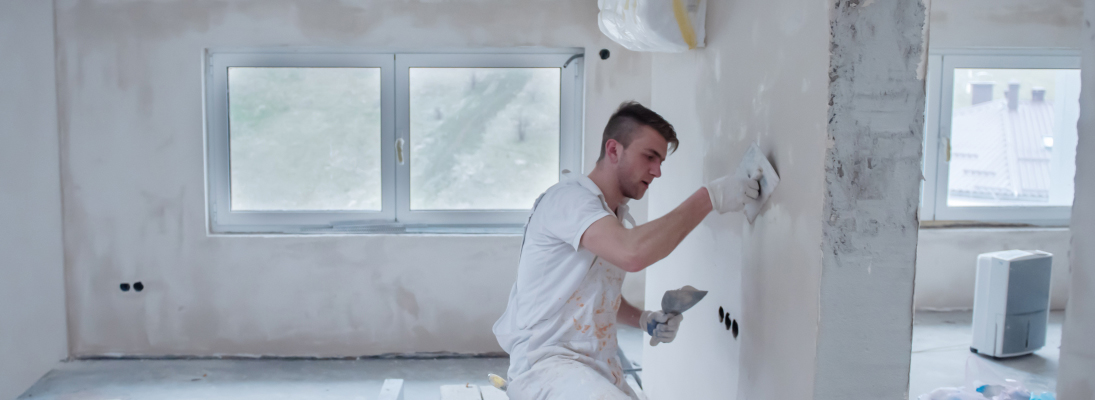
[409,68,561,210]
[228,67,382,211]
[947,68,1080,207]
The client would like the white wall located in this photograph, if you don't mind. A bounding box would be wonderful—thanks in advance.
[929,0,1082,49]
[915,228,1072,310]
[0,1,70,398]
[644,0,831,398]
[1057,0,1095,397]
[55,0,651,357]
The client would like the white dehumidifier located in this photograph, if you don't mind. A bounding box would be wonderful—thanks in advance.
[970,250,1053,358]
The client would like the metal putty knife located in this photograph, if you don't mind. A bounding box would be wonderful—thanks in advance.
[646,285,708,335]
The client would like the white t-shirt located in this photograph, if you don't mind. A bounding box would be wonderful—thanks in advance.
[493,172,634,379]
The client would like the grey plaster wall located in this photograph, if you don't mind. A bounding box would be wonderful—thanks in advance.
[929,0,1083,49]
[0,0,70,397]
[915,228,1072,311]
[814,1,926,398]
[1057,0,1095,397]
[55,0,652,357]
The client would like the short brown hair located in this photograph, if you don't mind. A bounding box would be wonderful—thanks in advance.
[598,101,679,161]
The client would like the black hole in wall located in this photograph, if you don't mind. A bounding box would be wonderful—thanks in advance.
[133,282,144,292]
[732,320,739,338]
[724,316,732,330]
[719,306,725,323]
[120,283,130,292]
[599,49,610,60]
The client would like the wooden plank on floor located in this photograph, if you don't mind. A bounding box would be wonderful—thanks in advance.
[378,379,404,400]
[479,385,509,400]
[440,384,482,400]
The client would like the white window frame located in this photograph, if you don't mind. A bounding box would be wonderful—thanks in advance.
[204,49,584,234]
[923,48,1080,226]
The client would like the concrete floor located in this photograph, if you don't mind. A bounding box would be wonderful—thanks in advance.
[18,327,645,400]
[28,314,1064,400]
[908,310,1064,399]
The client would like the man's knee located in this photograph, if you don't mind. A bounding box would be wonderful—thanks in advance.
[508,360,632,400]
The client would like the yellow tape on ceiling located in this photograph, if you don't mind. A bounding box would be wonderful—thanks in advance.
[672,0,698,50]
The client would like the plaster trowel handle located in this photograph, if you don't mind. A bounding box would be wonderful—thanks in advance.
[645,312,681,335]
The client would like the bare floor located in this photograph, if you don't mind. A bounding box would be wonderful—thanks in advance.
[908,310,1064,399]
[19,327,645,400]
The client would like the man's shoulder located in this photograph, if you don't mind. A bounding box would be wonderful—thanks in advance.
[540,178,597,206]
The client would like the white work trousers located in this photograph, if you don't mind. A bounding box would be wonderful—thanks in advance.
[507,354,638,400]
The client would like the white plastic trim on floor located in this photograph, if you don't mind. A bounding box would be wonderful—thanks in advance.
[440,383,511,400]
[378,379,404,400]
[440,384,486,400]
[480,385,509,400]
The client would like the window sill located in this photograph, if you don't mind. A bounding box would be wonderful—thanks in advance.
[919,220,1069,229]
[208,223,525,237]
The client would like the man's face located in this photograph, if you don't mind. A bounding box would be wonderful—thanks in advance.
[613,126,668,200]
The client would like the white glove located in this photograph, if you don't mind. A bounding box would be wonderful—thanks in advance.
[705,170,761,214]
[640,310,683,346]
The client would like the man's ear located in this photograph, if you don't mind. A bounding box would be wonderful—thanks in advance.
[605,139,621,164]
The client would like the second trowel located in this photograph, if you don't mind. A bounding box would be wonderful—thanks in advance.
[646,285,708,338]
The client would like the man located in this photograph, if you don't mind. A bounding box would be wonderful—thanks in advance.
[493,102,761,399]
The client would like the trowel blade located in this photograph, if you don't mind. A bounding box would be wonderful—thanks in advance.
[661,285,708,315]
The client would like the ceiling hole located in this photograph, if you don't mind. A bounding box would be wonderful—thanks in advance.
[732,320,739,338]
[599,49,610,60]
[719,306,725,323]
[133,282,144,292]
[120,283,130,292]
[724,317,732,330]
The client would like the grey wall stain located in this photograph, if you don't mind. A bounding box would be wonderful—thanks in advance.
[396,285,420,318]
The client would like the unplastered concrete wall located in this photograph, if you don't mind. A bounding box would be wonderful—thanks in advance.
[1057,1,1095,397]
[915,228,1071,311]
[0,1,70,397]
[55,0,651,357]
[815,2,926,397]
[645,1,926,399]
[929,0,1083,49]
[644,0,830,398]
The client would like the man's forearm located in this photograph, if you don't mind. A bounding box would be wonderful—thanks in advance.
[623,187,712,271]
[617,298,643,329]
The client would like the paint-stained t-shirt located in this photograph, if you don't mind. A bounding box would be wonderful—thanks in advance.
[492,171,634,379]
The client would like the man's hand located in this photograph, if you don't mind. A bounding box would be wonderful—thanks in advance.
[640,310,683,346]
[705,170,761,214]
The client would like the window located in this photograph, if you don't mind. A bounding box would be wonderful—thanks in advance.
[205,51,584,233]
[923,50,1081,225]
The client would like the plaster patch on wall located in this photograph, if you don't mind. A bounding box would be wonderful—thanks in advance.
[814,0,925,398]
